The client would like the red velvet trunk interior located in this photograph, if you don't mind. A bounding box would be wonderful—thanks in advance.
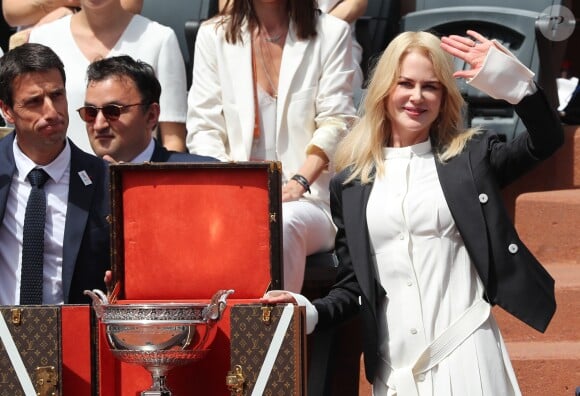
[99,164,280,395]
[61,305,92,395]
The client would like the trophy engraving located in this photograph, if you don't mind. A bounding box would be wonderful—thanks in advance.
[85,288,234,396]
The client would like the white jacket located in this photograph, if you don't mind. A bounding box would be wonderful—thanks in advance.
[186,13,356,204]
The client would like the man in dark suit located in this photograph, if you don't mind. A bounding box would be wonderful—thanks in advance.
[79,55,215,164]
[0,43,109,305]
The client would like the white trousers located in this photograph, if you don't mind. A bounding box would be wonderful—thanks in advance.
[282,199,335,293]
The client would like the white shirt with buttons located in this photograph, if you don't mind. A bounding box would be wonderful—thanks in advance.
[366,139,519,395]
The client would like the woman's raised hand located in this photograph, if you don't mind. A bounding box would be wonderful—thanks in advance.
[440,29,495,80]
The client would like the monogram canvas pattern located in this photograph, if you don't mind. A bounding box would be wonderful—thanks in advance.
[230,304,305,396]
[0,307,61,396]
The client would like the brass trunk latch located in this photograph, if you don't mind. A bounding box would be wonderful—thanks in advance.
[11,308,21,325]
[35,366,58,396]
[261,305,273,325]
[226,365,245,395]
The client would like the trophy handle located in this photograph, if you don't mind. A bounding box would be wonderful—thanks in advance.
[83,289,109,318]
[204,289,235,321]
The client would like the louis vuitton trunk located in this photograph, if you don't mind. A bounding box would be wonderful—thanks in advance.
[227,303,307,396]
[0,305,93,396]
[97,162,286,395]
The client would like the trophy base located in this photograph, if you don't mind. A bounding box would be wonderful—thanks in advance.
[141,373,172,396]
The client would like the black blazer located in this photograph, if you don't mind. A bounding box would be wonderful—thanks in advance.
[149,139,217,163]
[0,133,110,304]
[313,89,565,382]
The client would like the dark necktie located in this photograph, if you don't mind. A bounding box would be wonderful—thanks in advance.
[20,168,50,305]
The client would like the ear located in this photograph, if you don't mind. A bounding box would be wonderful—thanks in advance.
[146,102,161,131]
[0,100,15,125]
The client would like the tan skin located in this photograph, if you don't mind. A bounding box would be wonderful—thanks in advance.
[69,0,186,152]
[0,70,68,165]
[261,29,497,305]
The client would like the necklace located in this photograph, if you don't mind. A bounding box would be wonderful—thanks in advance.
[259,24,287,43]
[263,32,283,43]
[255,34,279,99]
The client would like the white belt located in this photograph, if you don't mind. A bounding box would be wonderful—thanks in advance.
[377,299,491,396]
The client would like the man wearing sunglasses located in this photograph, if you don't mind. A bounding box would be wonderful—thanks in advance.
[0,43,110,305]
[80,56,215,164]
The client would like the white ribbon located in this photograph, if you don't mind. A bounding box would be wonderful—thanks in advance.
[0,311,37,396]
[251,303,295,396]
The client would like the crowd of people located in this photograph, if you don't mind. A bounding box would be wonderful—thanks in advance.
[0,0,564,395]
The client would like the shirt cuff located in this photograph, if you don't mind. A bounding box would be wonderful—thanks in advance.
[467,40,536,105]
[289,292,319,334]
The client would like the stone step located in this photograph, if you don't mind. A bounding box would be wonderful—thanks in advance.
[493,263,580,342]
[493,262,580,395]
[514,189,580,264]
[493,288,580,343]
[504,124,580,396]
[508,341,580,396]
[502,125,580,219]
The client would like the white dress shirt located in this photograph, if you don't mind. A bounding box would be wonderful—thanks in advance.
[0,139,70,305]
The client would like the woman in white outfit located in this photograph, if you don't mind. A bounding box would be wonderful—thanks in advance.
[2,0,142,51]
[2,0,142,28]
[187,0,356,293]
[263,29,563,395]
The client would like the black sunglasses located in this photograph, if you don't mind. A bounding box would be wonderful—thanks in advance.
[76,102,147,123]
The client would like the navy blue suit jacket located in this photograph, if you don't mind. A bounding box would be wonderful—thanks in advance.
[149,139,217,163]
[0,132,110,304]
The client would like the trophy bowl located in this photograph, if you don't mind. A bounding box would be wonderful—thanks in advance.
[85,289,234,396]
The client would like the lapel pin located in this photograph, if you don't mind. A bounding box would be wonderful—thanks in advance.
[78,170,92,186]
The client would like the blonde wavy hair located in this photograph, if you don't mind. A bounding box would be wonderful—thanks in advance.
[335,31,479,184]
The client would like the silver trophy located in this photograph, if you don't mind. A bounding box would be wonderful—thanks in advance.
[85,288,234,396]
